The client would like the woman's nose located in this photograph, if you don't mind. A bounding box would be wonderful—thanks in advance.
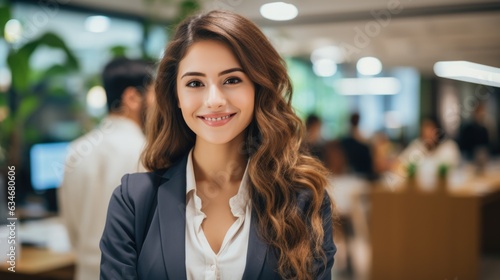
[205,85,227,108]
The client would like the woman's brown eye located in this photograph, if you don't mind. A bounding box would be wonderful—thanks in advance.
[224,78,241,84]
[187,81,203,87]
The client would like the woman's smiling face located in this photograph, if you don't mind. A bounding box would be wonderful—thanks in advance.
[176,40,255,146]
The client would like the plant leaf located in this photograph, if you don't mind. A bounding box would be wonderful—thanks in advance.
[8,32,80,92]
[110,45,127,58]
[0,115,14,146]
[7,49,31,92]
[16,95,39,122]
[0,3,11,38]
[43,64,70,78]
[24,125,42,143]
[35,32,80,70]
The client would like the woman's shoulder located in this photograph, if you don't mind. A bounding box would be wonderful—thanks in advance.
[115,170,166,204]
[122,170,162,185]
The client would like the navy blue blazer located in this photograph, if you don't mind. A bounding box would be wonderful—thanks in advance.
[100,154,336,279]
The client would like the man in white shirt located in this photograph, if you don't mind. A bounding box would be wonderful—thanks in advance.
[58,58,155,280]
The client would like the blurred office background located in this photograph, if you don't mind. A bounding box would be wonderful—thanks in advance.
[0,0,499,279]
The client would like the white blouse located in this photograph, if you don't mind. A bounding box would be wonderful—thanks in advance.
[185,150,252,280]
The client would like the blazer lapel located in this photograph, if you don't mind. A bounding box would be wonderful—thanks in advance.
[242,209,269,280]
[157,155,189,280]
[156,154,269,280]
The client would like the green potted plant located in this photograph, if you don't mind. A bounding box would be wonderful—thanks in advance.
[0,2,79,167]
[406,162,417,192]
[437,163,449,193]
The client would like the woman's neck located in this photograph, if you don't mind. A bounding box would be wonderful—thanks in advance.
[192,135,247,189]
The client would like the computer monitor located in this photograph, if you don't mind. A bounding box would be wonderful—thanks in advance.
[30,142,70,191]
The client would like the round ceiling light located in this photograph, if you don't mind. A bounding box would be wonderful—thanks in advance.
[4,19,23,43]
[260,2,298,21]
[313,59,337,77]
[84,16,110,33]
[311,45,344,64]
[356,56,383,76]
[86,86,107,109]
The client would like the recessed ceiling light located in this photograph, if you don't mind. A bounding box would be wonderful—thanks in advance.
[313,59,337,77]
[260,2,298,21]
[311,46,344,64]
[85,16,110,33]
[86,86,107,109]
[357,57,382,76]
[4,19,23,43]
[433,61,500,88]
[335,77,401,95]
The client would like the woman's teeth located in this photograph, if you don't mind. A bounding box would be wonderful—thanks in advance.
[204,115,231,121]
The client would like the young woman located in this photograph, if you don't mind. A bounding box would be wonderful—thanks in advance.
[100,10,336,280]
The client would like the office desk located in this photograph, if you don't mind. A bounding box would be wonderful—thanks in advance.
[0,246,74,280]
[370,170,500,280]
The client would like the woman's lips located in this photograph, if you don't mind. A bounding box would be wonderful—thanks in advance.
[198,113,236,127]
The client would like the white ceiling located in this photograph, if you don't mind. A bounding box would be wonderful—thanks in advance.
[60,0,500,74]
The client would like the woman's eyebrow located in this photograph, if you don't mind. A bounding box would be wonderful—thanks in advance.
[218,67,244,76]
[180,67,244,79]
[180,72,205,79]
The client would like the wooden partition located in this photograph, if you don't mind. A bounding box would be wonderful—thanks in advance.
[370,188,479,280]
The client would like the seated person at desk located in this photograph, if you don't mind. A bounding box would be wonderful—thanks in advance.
[58,58,155,280]
[398,116,460,190]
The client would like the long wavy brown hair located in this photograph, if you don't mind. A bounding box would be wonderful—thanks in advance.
[142,10,334,279]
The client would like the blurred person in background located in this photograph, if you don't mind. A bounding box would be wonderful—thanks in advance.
[58,58,155,280]
[371,131,396,175]
[324,140,347,176]
[305,114,326,163]
[340,112,376,180]
[398,116,460,189]
[459,102,490,161]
